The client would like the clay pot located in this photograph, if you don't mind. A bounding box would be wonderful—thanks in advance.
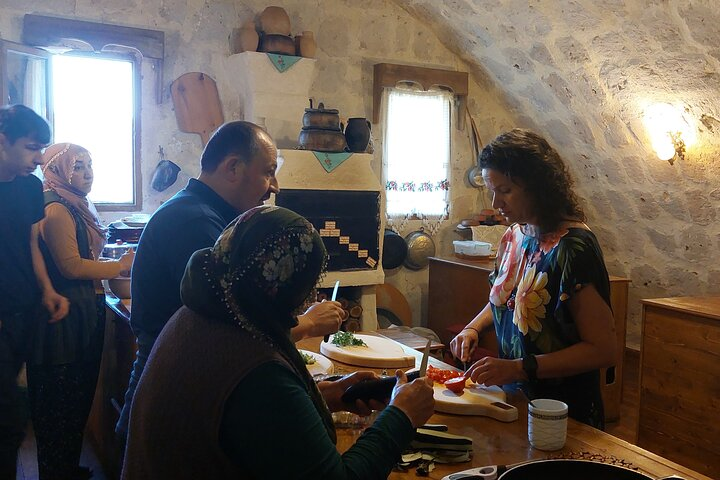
[298,128,348,152]
[302,102,341,130]
[344,117,371,152]
[295,31,317,58]
[259,6,291,36]
[258,33,295,55]
[230,21,259,54]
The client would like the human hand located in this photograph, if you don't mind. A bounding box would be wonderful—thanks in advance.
[298,300,343,338]
[389,370,435,428]
[465,356,523,387]
[449,328,479,363]
[118,248,135,277]
[318,371,388,415]
[43,290,70,323]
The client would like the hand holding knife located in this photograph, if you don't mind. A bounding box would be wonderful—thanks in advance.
[341,339,432,403]
[323,280,340,343]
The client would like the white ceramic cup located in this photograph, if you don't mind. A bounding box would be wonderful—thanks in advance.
[528,398,568,451]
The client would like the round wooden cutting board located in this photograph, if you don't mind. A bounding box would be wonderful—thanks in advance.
[432,381,518,422]
[320,334,416,368]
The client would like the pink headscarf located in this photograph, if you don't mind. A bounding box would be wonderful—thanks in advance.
[42,143,108,260]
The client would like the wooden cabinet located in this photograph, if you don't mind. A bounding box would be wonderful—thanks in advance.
[638,297,720,478]
[427,256,629,421]
[427,256,497,352]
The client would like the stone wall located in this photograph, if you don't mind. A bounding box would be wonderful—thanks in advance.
[393,0,720,348]
[5,1,713,347]
[0,0,515,335]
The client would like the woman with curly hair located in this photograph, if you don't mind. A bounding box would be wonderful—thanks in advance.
[450,129,616,429]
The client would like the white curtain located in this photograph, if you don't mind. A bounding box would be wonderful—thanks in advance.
[23,56,47,119]
[382,87,451,232]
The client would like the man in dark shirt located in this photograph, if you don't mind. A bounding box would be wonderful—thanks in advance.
[117,121,344,439]
[0,104,69,478]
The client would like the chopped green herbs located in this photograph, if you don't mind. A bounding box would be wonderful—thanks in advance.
[300,352,317,365]
[331,331,367,347]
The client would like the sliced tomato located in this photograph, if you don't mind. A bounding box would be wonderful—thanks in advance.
[427,365,463,384]
[444,376,467,394]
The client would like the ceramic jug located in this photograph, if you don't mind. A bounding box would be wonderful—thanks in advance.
[344,118,371,152]
[259,6,291,36]
[295,31,317,58]
[230,21,259,54]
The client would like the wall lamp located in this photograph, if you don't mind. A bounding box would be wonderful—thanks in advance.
[642,102,695,165]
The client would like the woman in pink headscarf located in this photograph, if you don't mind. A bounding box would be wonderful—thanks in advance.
[28,143,134,480]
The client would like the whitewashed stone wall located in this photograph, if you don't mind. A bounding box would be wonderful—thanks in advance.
[0,0,513,335]
[393,0,720,348]
[5,1,714,347]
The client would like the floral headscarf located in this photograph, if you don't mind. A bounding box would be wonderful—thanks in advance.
[180,205,335,441]
[41,143,108,259]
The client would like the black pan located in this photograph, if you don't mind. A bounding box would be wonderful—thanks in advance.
[382,228,407,269]
[498,459,683,480]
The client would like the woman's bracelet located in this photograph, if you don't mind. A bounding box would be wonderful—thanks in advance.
[461,326,480,335]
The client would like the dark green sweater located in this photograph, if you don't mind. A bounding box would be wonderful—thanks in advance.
[220,361,414,479]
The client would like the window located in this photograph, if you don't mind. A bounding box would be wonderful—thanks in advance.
[383,88,451,218]
[51,54,137,206]
[6,14,165,211]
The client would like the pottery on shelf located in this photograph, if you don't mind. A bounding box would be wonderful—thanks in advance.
[295,31,317,58]
[259,6,291,36]
[230,21,259,54]
[345,117,371,153]
[258,33,295,56]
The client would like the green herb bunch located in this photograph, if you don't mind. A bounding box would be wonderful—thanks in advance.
[331,331,368,347]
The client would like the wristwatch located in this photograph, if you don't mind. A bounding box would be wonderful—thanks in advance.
[522,353,538,382]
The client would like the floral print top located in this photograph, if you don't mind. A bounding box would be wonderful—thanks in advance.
[489,223,611,428]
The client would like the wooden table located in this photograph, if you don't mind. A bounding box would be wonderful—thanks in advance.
[298,335,711,480]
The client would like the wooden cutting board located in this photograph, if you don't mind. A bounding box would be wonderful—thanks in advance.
[433,381,518,422]
[170,72,224,146]
[320,334,416,368]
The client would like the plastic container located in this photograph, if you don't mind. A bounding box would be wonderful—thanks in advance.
[453,240,492,257]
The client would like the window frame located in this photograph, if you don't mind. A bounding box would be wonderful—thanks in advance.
[0,39,52,123]
[51,49,143,211]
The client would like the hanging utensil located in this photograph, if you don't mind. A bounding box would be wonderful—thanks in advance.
[404,228,436,270]
[465,107,485,188]
[170,72,224,146]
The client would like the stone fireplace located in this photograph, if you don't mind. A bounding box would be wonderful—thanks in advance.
[226,52,385,330]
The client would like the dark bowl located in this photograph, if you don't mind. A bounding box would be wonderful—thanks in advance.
[258,34,295,56]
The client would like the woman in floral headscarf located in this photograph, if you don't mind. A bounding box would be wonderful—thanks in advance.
[122,205,434,480]
[28,143,134,479]
[450,129,616,429]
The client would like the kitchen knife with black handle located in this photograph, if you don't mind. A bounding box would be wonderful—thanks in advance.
[341,339,431,404]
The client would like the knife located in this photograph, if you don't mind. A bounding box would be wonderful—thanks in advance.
[323,280,340,343]
[341,339,432,403]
